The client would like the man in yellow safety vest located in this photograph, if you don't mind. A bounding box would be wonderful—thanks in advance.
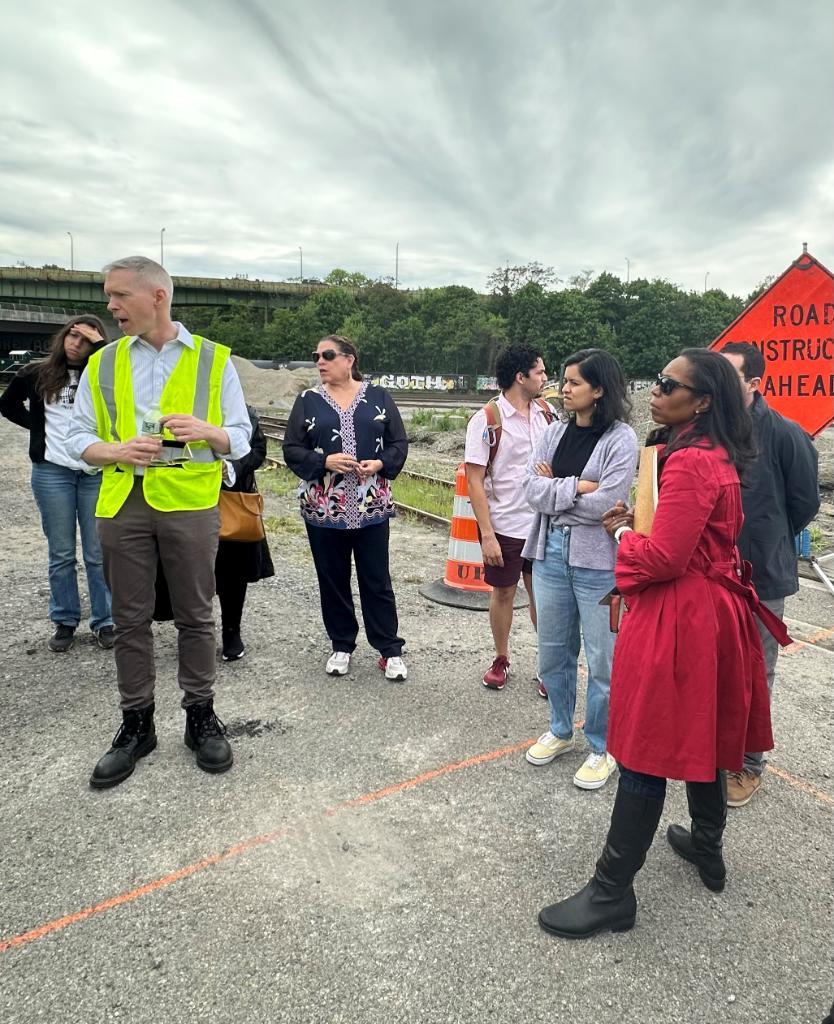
[67,255,252,788]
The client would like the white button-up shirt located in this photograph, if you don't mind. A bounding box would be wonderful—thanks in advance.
[464,392,554,540]
[67,323,251,472]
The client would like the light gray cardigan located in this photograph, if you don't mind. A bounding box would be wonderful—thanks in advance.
[521,419,638,570]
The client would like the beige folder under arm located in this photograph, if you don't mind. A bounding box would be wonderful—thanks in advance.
[632,446,658,535]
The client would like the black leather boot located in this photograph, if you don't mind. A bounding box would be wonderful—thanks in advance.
[184,700,233,774]
[538,784,665,939]
[666,772,727,892]
[89,704,156,789]
[221,627,245,662]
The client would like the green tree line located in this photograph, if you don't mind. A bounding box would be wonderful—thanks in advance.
[177,264,748,379]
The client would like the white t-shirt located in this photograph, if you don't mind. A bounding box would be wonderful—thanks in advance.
[44,370,98,473]
[464,393,554,540]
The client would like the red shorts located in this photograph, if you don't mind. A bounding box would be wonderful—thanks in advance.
[479,531,533,588]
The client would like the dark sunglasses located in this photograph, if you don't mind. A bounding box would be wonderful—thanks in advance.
[655,373,706,396]
[312,349,342,362]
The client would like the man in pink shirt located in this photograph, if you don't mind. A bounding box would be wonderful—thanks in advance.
[465,344,552,691]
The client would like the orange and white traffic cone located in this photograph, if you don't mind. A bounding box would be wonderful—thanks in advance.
[420,464,527,611]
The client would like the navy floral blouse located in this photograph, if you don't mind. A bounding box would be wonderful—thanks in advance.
[283,382,409,530]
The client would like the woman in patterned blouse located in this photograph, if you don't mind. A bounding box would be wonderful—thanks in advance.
[283,335,409,680]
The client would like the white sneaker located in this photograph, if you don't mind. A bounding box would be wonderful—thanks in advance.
[573,752,617,790]
[326,651,351,676]
[525,731,575,765]
[380,655,408,681]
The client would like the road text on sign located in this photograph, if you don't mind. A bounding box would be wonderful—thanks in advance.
[710,251,834,436]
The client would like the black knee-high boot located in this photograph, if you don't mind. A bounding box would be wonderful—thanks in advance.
[538,783,665,939]
[666,772,727,892]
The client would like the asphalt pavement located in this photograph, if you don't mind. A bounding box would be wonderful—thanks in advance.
[0,429,831,1024]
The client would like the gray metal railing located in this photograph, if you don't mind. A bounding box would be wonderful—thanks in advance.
[0,302,75,322]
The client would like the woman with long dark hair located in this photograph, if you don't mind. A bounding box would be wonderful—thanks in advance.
[0,316,114,652]
[538,348,787,939]
[283,335,409,680]
[522,349,638,791]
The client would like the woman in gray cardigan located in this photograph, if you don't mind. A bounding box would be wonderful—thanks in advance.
[522,349,637,790]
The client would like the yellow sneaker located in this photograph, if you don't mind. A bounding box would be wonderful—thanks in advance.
[573,752,617,790]
[525,731,575,766]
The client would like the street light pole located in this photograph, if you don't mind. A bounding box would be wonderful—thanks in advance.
[704,271,710,293]
[160,227,166,267]
[298,246,303,283]
[625,257,631,284]
[66,231,74,271]
[395,241,399,289]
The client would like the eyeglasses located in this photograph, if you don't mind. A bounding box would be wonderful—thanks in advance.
[655,373,707,396]
[312,349,342,362]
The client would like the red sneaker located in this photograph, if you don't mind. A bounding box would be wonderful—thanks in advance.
[482,655,510,690]
[536,675,548,699]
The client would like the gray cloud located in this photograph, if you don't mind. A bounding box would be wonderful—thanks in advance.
[2,0,832,296]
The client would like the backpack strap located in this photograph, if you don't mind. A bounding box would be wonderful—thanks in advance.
[479,397,551,474]
[482,397,502,472]
[534,397,554,423]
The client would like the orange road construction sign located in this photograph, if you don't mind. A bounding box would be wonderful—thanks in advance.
[710,250,834,436]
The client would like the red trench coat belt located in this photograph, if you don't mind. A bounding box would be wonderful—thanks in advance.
[704,560,793,648]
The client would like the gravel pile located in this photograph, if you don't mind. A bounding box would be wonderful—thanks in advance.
[232,357,318,410]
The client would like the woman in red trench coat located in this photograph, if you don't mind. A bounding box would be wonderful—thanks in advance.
[538,348,790,940]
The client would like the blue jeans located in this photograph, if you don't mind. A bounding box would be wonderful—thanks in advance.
[533,526,615,754]
[31,462,112,631]
[744,596,785,776]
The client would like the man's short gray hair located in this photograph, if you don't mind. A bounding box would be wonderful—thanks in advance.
[102,256,174,302]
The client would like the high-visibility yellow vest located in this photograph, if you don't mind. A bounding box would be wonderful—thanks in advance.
[86,334,230,517]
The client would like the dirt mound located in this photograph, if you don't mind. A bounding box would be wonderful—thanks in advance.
[231,357,318,410]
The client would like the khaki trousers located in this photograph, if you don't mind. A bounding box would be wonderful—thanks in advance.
[97,479,219,710]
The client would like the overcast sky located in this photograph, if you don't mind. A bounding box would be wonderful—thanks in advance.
[2,0,832,298]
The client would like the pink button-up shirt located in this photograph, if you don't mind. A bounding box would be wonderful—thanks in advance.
[464,393,554,540]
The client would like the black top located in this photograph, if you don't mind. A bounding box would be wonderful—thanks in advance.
[736,392,820,600]
[550,419,603,478]
[283,382,408,530]
[217,404,274,582]
[223,404,267,495]
[0,364,48,462]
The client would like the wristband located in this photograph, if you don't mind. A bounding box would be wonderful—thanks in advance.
[614,525,633,544]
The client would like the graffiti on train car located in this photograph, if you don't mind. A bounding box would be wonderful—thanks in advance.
[366,373,468,391]
[364,373,505,392]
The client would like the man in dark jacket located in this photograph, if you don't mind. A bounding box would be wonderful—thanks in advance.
[721,342,820,807]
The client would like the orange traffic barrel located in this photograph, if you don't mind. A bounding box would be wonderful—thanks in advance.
[419,463,528,611]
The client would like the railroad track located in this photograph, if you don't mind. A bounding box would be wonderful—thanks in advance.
[259,413,287,440]
[260,405,474,509]
[260,414,458,493]
[391,395,483,409]
[262,453,453,489]
[261,453,453,529]
[260,405,479,441]
[261,413,834,589]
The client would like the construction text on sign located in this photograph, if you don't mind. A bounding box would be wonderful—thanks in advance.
[710,251,834,436]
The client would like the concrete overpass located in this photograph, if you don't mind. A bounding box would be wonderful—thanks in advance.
[0,266,329,310]
[0,303,120,358]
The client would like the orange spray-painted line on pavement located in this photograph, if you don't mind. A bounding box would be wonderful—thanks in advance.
[2,732,830,956]
[782,625,834,655]
[767,763,834,806]
[0,737,535,956]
